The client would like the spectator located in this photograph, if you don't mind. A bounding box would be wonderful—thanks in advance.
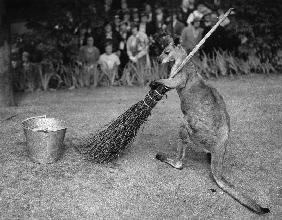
[144,3,153,23]
[21,51,39,92]
[180,16,203,52]
[167,11,186,42]
[202,13,212,28]
[78,35,100,88]
[99,41,120,85]
[213,0,221,11]
[180,0,196,24]
[200,0,217,10]
[122,9,131,32]
[139,12,154,37]
[78,25,88,46]
[155,8,166,33]
[119,21,130,77]
[120,0,129,14]
[132,8,140,24]
[113,14,121,33]
[104,0,113,17]
[127,24,150,68]
[100,22,121,54]
[187,4,212,25]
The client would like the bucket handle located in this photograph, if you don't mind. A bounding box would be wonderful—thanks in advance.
[22,115,47,126]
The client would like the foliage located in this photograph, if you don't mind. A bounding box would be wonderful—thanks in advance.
[120,59,169,87]
[194,50,276,78]
[38,62,63,91]
[12,49,278,91]
[221,0,282,66]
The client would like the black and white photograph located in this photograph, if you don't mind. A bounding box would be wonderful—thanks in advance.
[0,0,281,219]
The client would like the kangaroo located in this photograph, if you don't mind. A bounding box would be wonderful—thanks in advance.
[154,42,270,214]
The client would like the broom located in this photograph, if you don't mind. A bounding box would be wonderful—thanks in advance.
[75,8,234,163]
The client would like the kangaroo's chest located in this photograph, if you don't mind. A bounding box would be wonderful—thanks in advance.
[177,81,214,114]
[177,80,227,132]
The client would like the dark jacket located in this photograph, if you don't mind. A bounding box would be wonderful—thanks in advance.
[139,22,155,37]
[167,19,186,38]
[99,30,122,53]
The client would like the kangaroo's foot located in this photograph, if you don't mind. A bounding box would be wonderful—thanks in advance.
[156,153,183,170]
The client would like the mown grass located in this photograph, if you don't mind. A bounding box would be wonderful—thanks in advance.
[0,74,281,219]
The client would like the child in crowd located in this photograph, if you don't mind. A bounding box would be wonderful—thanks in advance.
[98,41,121,85]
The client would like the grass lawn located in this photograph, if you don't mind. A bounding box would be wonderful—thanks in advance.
[0,74,282,219]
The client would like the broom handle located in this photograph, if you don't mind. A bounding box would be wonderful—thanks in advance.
[171,8,234,78]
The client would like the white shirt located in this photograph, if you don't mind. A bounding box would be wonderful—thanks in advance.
[139,23,146,34]
[99,53,120,69]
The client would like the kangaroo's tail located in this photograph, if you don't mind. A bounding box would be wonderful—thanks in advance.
[211,143,270,214]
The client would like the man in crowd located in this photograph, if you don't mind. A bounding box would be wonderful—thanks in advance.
[144,3,154,23]
[99,22,121,55]
[180,0,196,24]
[126,24,150,67]
[118,21,130,78]
[155,7,166,33]
[180,16,203,52]
[139,12,154,38]
[167,10,186,43]
[113,14,121,33]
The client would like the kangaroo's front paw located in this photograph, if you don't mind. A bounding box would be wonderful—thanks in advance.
[156,153,167,162]
[149,80,163,90]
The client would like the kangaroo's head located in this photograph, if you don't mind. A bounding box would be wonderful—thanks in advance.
[159,43,187,73]
[157,42,195,89]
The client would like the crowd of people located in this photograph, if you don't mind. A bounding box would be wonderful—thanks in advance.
[74,0,236,88]
[15,0,239,91]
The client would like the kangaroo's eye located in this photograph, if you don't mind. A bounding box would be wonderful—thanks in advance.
[164,50,170,55]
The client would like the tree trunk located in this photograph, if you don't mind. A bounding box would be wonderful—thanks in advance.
[0,0,15,107]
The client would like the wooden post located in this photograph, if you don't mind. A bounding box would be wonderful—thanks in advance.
[0,0,15,107]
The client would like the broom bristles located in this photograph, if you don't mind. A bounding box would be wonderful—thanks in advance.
[75,82,171,163]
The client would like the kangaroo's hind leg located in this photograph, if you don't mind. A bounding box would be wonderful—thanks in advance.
[156,124,192,170]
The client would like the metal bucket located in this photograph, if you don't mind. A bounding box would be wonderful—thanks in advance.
[22,115,67,164]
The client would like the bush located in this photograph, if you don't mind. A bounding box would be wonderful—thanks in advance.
[195,50,276,78]
[222,0,282,67]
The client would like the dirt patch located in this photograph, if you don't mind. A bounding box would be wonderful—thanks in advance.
[0,74,282,219]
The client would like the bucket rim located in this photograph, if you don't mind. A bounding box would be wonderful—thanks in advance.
[22,115,47,124]
[22,126,67,132]
[22,115,67,131]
